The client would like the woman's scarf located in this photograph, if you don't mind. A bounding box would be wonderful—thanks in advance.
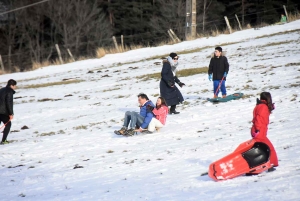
[167,56,179,76]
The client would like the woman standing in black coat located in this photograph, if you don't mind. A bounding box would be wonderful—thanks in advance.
[160,53,185,114]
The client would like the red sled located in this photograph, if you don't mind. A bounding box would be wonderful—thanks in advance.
[208,139,272,181]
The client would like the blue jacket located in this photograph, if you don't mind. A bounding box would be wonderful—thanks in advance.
[140,100,155,129]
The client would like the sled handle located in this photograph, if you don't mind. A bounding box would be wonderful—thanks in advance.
[214,76,225,97]
[0,120,11,130]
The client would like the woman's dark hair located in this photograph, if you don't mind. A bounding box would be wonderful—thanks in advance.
[157,97,167,106]
[137,93,149,100]
[7,79,17,87]
[260,92,274,112]
[169,52,177,59]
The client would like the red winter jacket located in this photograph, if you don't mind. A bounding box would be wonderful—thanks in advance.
[251,100,270,139]
[251,99,278,167]
[152,105,168,125]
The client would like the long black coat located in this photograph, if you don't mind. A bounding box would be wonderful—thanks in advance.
[0,86,15,116]
[208,56,229,81]
[160,60,184,106]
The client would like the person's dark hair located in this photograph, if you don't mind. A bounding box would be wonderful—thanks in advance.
[158,97,168,107]
[7,79,17,87]
[260,92,274,112]
[138,93,149,100]
[215,46,222,52]
[169,52,178,59]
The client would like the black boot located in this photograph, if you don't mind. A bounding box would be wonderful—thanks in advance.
[268,167,276,172]
[170,105,180,114]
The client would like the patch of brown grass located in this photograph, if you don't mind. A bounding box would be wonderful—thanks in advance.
[177,67,208,77]
[285,62,300,67]
[255,29,300,39]
[96,48,106,58]
[20,79,83,89]
[137,67,208,81]
[32,60,52,70]
[288,12,300,22]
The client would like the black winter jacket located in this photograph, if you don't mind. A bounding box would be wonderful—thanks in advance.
[0,86,15,115]
[160,60,184,106]
[208,56,229,81]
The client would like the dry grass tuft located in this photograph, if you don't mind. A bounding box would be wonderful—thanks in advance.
[103,87,121,92]
[20,79,83,89]
[288,12,300,22]
[96,44,144,59]
[137,72,161,81]
[32,57,78,70]
[242,94,254,99]
[73,125,88,130]
[32,60,52,70]
[137,67,208,81]
[96,48,106,58]
[285,62,300,67]
[177,67,208,77]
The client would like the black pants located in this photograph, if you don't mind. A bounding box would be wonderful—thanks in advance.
[170,105,177,111]
[0,114,11,142]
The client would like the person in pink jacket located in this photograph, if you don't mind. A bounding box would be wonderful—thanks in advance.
[146,97,168,133]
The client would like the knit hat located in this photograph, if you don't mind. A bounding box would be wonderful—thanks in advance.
[169,52,178,59]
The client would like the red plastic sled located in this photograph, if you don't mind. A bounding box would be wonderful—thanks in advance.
[208,139,272,181]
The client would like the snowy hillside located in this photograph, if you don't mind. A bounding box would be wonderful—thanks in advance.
[0,20,300,201]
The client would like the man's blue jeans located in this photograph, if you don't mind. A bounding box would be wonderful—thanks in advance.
[123,111,144,129]
[213,80,226,96]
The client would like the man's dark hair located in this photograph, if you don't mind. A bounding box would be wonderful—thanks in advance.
[7,79,17,87]
[138,93,149,100]
[215,46,222,52]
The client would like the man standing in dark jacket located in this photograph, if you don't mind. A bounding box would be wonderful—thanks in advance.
[208,46,229,98]
[0,79,16,144]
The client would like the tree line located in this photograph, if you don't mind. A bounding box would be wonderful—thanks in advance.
[0,0,299,72]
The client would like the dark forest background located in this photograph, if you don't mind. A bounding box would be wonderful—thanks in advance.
[0,0,299,72]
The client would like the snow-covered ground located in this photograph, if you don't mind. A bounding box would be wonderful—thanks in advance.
[0,20,300,201]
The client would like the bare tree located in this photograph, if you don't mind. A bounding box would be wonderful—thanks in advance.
[149,0,186,40]
[45,0,112,57]
[0,0,18,71]
[202,0,213,32]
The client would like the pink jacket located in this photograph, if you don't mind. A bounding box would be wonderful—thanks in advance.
[152,105,168,125]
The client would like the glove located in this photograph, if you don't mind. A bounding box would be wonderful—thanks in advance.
[179,82,185,88]
[167,81,174,87]
[251,130,259,138]
[223,72,227,77]
[208,74,212,81]
[147,105,154,111]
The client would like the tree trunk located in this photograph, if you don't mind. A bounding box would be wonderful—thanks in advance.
[203,0,206,32]
[242,0,245,26]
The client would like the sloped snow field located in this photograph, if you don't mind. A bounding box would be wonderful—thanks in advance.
[1,20,300,201]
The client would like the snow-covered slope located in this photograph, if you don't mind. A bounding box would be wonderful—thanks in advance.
[0,20,300,201]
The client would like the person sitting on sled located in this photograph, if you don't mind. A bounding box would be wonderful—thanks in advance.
[114,93,155,136]
[146,97,169,134]
[208,46,229,98]
[251,92,278,169]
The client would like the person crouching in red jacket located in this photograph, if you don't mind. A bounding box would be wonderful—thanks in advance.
[251,92,278,168]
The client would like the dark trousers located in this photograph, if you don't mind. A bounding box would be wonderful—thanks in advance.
[170,105,176,111]
[0,114,11,142]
